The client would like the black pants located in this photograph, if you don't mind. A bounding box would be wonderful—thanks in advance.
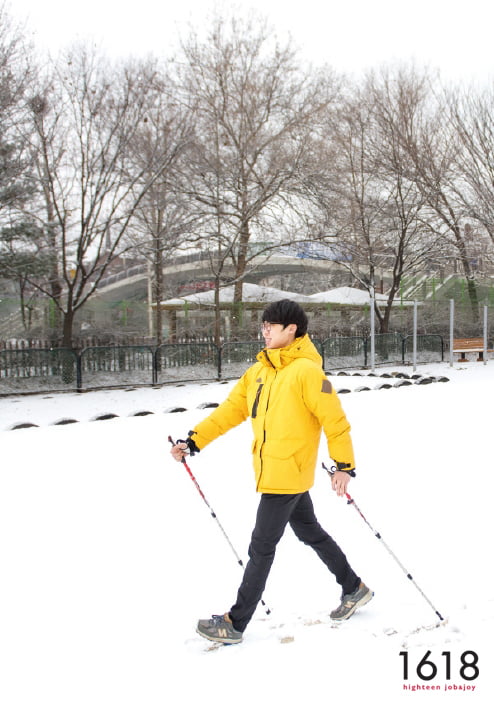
[229,491,360,632]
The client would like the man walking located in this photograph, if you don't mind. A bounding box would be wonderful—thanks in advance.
[170,299,372,644]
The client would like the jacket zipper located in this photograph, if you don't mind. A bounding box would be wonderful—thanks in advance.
[256,370,276,491]
[251,383,263,418]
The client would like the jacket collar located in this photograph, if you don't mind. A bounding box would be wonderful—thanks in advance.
[257,334,322,370]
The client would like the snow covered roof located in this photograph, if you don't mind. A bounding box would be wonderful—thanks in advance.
[160,283,313,306]
[309,287,390,305]
[159,283,413,308]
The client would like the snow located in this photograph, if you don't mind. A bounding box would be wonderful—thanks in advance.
[309,285,402,305]
[159,282,408,307]
[0,361,493,706]
[161,282,313,306]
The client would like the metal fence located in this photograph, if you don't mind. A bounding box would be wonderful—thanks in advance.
[402,334,445,363]
[0,332,450,395]
[321,336,367,370]
[0,348,78,393]
[155,343,219,384]
[80,346,156,389]
[219,341,265,379]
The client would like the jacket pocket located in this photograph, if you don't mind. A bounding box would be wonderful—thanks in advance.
[262,439,305,460]
[261,440,302,489]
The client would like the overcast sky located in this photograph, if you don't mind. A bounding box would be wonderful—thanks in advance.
[9,0,494,84]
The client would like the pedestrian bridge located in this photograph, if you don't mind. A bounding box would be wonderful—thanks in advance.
[95,249,342,302]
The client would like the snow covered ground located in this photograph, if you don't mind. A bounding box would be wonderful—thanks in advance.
[0,360,493,707]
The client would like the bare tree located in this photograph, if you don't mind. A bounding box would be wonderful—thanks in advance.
[178,14,337,337]
[398,80,481,322]
[19,47,181,346]
[307,69,439,332]
[448,86,494,268]
[366,67,442,330]
[125,65,196,345]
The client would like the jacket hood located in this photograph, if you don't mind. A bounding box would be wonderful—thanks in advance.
[257,333,322,370]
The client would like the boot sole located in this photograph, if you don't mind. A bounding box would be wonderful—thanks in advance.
[196,627,243,644]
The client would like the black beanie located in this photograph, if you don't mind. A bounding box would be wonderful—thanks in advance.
[261,299,308,337]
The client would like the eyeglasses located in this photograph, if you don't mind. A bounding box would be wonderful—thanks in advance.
[261,322,283,333]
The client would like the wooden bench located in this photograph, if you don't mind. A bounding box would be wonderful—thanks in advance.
[452,337,492,362]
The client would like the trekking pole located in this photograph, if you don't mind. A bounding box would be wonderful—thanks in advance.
[323,463,444,622]
[169,436,271,615]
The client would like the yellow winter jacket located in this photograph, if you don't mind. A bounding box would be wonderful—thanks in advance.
[190,334,355,494]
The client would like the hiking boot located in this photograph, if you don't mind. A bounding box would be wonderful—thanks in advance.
[330,582,374,621]
[196,613,243,644]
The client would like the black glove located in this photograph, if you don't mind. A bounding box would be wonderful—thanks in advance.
[176,433,201,457]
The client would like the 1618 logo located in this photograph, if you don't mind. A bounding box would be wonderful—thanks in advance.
[400,650,479,681]
[400,650,479,692]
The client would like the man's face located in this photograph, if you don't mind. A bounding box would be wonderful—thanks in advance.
[261,322,297,349]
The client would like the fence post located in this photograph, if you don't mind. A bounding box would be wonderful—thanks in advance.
[369,295,375,372]
[449,299,454,367]
[152,347,158,385]
[217,343,222,380]
[412,301,418,372]
[483,305,488,366]
[76,351,82,391]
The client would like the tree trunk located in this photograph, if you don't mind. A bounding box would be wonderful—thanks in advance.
[153,220,164,346]
[214,276,221,347]
[19,276,28,330]
[232,220,250,334]
[62,309,74,348]
[454,225,479,323]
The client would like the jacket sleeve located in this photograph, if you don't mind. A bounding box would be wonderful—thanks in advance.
[302,365,356,469]
[189,374,249,452]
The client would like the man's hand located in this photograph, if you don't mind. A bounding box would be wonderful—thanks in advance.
[331,470,351,497]
[170,441,189,462]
